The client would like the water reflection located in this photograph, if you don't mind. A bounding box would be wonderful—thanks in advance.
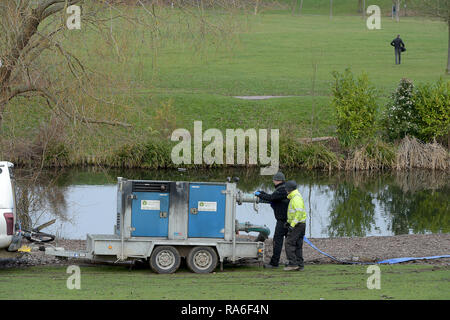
[327,183,376,237]
[15,168,450,239]
[14,169,70,230]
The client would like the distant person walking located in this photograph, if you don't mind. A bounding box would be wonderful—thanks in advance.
[391,35,405,65]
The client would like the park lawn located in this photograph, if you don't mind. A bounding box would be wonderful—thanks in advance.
[2,11,449,161]
[0,264,449,300]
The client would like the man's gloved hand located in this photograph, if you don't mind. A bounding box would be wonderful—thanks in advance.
[254,191,261,196]
[284,222,293,231]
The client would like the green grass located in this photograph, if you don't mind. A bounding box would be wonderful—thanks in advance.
[2,7,449,162]
[1,264,449,300]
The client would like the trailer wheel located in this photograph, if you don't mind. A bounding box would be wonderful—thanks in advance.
[149,246,181,274]
[187,246,218,274]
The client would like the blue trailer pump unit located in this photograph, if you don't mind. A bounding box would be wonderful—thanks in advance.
[115,180,267,242]
[130,181,170,237]
[188,183,226,238]
[45,178,270,274]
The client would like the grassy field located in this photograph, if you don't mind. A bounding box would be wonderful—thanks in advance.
[1,4,449,163]
[1,264,449,300]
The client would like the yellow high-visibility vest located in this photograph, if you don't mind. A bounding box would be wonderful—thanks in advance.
[287,189,307,227]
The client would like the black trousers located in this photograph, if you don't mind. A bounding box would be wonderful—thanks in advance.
[269,220,288,266]
[395,48,402,64]
[285,222,306,267]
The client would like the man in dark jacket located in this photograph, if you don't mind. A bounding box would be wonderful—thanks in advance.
[254,171,289,268]
[391,35,405,65]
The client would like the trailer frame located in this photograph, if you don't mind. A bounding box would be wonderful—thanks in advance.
[45,178,266,273]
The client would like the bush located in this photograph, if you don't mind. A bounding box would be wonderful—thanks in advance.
[414,79,450,143]
[382,78,418,141]
[111,138,174,169]
[298,143,342,170]
[331,69,378,147]
[383,78,450,144]
[279,137,341,170]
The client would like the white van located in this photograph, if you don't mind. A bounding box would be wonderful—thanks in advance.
[0,161,16,250]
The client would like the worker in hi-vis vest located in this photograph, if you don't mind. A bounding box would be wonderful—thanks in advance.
[284,180,307,271]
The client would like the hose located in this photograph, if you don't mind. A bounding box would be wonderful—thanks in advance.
[304,236,450,265]
[236,221,270,242]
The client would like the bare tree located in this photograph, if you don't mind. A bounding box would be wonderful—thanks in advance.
[15,168,69,230]
[0,0,242,131]
[291,0,303,16]
[0,0,136,128]
[254,0,260,15]
[358,0,363,13]
[412,0,450,74]
[330,0,333,19]
[395,0,400,22]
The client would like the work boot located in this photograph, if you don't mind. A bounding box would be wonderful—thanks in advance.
[297,265,304,271]
[264,263,278,269]
[283,265,300,271]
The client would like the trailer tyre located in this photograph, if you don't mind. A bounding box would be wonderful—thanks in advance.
[187,246,218,274]
[149,246,181,274]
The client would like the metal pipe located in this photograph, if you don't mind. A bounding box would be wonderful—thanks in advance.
[118,177,124,261]
[237,192,258,204]
[236,191,259,212]
[236,221,270,242]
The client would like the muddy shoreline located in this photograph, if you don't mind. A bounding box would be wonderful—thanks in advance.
[1,233,449,269]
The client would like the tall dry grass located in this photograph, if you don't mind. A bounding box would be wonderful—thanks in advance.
[345,140,396,171]
[395,136,449,171]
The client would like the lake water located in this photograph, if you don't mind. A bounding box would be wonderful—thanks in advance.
[15,168,449,240]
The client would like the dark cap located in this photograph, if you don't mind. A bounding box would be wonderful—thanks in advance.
[272,171,285,181]
[285,180,297,192]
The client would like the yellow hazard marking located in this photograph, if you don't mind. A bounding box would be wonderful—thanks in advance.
[18,245,31,253]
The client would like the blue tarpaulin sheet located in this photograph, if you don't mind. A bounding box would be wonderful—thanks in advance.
[304,236,450,265]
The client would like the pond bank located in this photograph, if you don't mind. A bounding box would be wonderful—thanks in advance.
[1,233,448,269]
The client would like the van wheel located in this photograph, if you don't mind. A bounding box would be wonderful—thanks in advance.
[149,246,181,274]
[187,246,218,274]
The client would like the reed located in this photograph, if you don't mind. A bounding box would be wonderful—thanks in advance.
[395,136,449,171]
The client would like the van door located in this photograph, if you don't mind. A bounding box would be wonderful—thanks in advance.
[0,162,15,248]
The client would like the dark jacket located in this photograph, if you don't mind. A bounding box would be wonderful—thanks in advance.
[391,37,405,49]
[257,182,289,221]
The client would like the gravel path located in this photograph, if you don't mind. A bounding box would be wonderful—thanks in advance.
[1,234,449,269]
[263,233,450,266]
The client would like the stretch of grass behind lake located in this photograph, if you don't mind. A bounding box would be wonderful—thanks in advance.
[2,8,449,159]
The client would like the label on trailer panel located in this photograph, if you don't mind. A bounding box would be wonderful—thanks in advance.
[198,201,217,212]
[141,200,160,211]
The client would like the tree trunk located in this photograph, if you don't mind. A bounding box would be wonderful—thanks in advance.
[363,0,366,19]
[396,0,400,22]
[330,0,333,19]
[254,0,260,15]
[292,0,303,15]
[0,90,8,129]
[447,22,450,74]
